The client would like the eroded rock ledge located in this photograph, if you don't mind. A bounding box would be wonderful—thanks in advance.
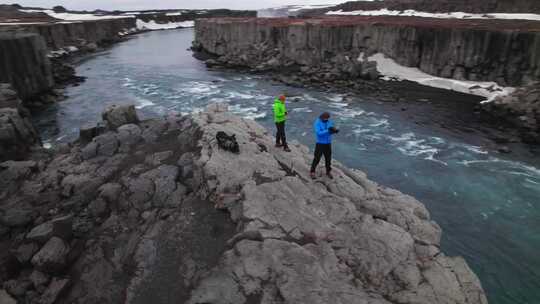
[0,104,487,304]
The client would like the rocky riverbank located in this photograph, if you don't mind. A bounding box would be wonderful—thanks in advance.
[482,82,540,143]
[0,100,487,303]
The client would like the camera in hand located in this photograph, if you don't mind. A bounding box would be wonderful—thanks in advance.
[329,127,340,134]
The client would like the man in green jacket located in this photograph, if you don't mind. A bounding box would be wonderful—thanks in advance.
[273,95,291,152]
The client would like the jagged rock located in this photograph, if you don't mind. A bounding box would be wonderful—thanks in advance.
[39,278,70,304]
[31,237,70,273]
[186,104,487,304]
[0,289,16,304]
[0,104,487,304]
[102,104,139,130]
[26,215,73,244]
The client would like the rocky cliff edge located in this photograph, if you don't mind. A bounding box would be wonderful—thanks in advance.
[0,103,487,304]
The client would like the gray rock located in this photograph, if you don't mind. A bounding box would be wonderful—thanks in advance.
[88,198,108,218]
[39,278,70,304]
[81,142,98,160]
[31,237,70,273]
[0,289,16,304]
[0,209,34,227]
[3,279,31,297]
[29,270,50,290]
[117,123,142,151]
[145,151,173,166]
[11,242,40,264]
[102,104,139,130]
[94,133,119,156]
[185,104,487,304]
[26,215,73,243]
[98,183,122,204]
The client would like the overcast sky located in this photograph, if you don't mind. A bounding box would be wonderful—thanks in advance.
[12,0,346,11]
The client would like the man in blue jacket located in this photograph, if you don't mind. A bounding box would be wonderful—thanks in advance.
[310,112,339,179]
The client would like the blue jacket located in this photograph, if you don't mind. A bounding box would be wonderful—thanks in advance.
[314,118,334,144]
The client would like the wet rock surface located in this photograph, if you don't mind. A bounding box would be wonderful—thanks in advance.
[0,103,487,303]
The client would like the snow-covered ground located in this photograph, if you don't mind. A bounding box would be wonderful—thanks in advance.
[20,9,134,20]
[136,19,194,30]
[327,8,540,21]
[366,53,514,103]
[14,9,195,30]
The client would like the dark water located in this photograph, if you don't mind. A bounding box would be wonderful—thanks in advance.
[33,29,540,304]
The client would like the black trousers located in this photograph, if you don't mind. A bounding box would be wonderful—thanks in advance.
[275,122,287,147]
[310,143,332,173]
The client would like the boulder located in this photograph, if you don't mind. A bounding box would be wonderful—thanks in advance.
[29,270,50,290]
[11,242,40,264]
[31,237,70,273]
[39,278,70,304]
[101,104,139,130]
[26,215,73,244]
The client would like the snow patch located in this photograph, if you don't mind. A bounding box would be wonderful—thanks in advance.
[136,19,194,30]
[366,53,515,103]
[20,9,135,20]
[327,8,540,21]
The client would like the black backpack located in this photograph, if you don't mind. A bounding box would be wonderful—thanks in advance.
[216,131,240,154]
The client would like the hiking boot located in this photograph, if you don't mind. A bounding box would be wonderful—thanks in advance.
[310,172,316,179]
[283,146,291,152]
[275,143,283,148]
[326,172,334,179]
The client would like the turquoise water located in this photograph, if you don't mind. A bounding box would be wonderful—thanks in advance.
[33,29,540,303]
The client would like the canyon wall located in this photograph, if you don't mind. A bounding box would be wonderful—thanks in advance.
[16,18,137,50]
[194,17,540,87]
[135,9,256,24]
[0,31,53,100]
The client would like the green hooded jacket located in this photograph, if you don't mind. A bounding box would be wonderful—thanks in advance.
[273,99,287,123]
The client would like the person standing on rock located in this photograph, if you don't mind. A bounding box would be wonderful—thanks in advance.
[273,95,291,152]
[310,112,339,179]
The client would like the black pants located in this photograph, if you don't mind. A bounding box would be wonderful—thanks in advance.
[310,143,332,173]
[275,122,287,147]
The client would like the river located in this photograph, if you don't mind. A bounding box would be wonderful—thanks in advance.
[32,29,540,304]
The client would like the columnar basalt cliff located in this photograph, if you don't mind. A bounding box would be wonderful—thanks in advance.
[0,103,487,304]
[0,31,53,100]
[12,18,137,50]
[194,17,540,87]
[134,9,256,24]
[301,0,540,16]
